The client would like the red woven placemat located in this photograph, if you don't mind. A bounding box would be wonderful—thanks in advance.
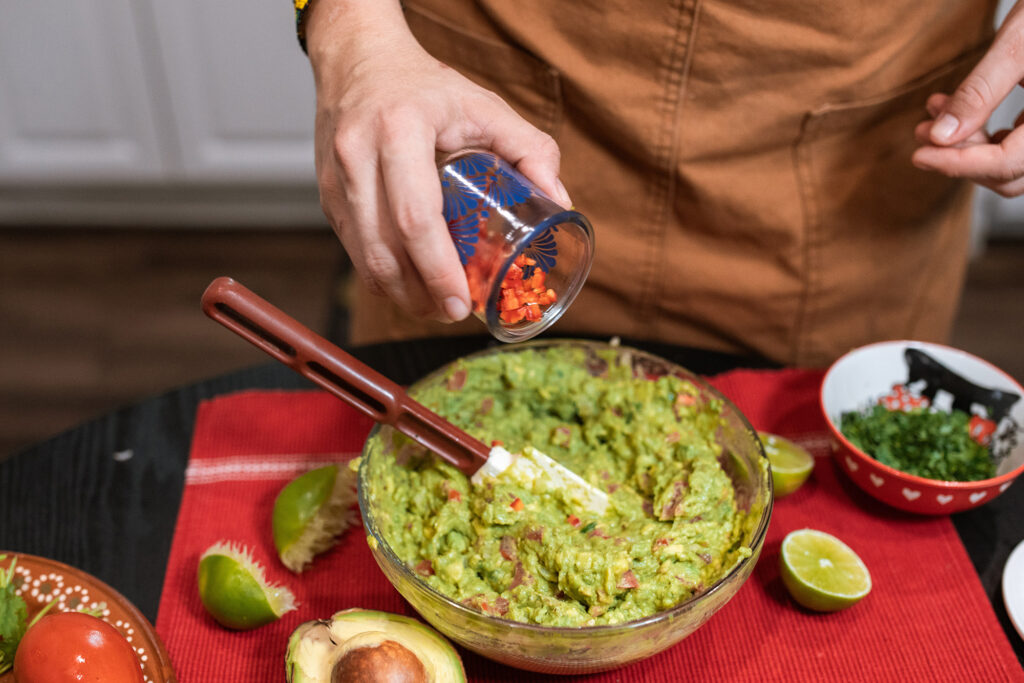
[155,370,1024,681]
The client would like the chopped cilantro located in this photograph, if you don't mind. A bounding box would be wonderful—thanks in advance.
[839,405,996,482]
[0,556,28,674]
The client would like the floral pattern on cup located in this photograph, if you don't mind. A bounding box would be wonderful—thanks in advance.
[440,151,557,274]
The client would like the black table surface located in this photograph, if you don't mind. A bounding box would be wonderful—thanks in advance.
[1,334,1021,665]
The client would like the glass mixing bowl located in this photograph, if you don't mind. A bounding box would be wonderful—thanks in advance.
[357,339,772,674]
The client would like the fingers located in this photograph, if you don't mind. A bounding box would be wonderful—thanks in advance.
[327,124,449,320]
[913,125,1024,195]
[989,173,1024,196]
[913,118,988,147]
[929,7,1024,145]
[379,114,472,321]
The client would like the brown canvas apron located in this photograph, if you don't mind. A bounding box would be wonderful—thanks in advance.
[347,0,996,367]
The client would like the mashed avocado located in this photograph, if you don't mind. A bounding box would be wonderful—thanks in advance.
[364,346,756,627]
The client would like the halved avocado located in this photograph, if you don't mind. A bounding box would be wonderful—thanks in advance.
[285,608,467,683]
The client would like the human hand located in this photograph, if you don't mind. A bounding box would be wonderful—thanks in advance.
[305,0,570,323]
[912,2,1024,196]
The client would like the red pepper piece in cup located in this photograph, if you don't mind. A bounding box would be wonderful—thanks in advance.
[498,254,558,326]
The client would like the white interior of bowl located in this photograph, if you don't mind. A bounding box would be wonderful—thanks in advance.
[821,340,1024,477]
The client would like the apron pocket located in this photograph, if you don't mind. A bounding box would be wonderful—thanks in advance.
[404,4,563,136]
[792,45,986,364]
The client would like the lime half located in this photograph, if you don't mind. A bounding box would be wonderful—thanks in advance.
[780,528,871,612]
[759,432,814,497]
[197,541,297,629]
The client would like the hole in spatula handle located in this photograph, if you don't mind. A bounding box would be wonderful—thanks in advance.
[212,302,297,362]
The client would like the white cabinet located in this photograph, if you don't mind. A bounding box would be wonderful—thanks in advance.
[147,0,318,182]
[1,1,1023,232]
[0,0,322,225]
[0,0,166,182]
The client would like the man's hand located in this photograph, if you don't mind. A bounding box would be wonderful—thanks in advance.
[912,2,1024,197]
[305,0,570,323]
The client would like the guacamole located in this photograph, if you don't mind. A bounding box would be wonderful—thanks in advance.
[363,346,757,627]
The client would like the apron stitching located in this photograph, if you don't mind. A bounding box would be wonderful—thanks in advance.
[637,0,697,336]
[541,65,562,139]
[792,113,823,366]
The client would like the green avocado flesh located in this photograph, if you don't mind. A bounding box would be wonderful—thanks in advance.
[285,609,466,683]
[364,346,758,627]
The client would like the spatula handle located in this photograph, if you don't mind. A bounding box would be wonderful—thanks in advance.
[201,277,489,476]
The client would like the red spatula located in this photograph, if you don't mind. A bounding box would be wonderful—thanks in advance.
[200,277,609,514]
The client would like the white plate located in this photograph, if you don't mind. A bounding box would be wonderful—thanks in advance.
[1004,539,1024,641]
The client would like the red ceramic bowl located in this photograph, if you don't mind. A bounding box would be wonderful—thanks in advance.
[820,340,1024,515]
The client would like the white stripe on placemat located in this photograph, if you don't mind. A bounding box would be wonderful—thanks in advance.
[185,453,358,485]
[184,433,835,485]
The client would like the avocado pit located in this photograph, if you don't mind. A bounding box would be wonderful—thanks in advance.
[332,636,427,683]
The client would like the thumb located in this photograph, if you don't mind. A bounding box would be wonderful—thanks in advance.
[931,14,1024,145]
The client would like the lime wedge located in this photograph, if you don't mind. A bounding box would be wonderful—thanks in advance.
[780,528,871,612]
[197,541,297,629]
[759,432,814,497]
[273,464,357,573]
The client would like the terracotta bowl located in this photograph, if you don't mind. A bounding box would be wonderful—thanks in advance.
[820,340,1024,514]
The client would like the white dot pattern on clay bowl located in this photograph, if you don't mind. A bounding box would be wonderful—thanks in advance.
[0,552,176,683]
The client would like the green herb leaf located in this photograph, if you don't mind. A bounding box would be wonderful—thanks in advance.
[839,405,996,481]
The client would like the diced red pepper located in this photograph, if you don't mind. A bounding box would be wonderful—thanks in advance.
[491,439,503,447]
[492,597,510,616]
[969,414,997,445]
[447,368,467,391]
[617,570,639,589]
[479,397,494,415]
[414,559,434,577]
[500,535,518,561]
[496,252,557,327]
[566,514,581,527]
[509,561,530,589]
[510,497,524,511]
[447,489,462,502]
[499,306,527,325]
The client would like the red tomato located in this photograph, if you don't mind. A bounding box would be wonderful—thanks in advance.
[13,611,144,682]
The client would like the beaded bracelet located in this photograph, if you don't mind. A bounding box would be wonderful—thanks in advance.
[293,0,312,52]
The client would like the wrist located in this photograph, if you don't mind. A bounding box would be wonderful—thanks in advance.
[305,0,408,68]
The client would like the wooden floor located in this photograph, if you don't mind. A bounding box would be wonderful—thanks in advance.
[0,228,1021,458]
